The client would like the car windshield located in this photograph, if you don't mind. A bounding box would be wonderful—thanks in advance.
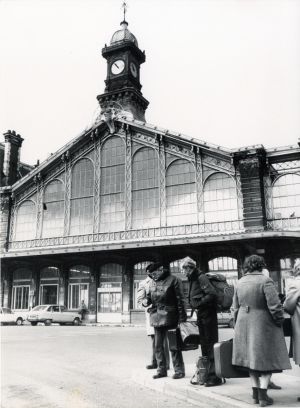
[31,305,48,311]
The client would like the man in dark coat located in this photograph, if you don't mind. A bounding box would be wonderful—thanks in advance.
[182,257,222,387]
[143,262,187,379]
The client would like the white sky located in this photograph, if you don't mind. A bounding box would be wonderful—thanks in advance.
[1,0,300,166]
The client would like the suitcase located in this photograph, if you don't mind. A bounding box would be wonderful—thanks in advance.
[179,321,200,347]
[168,328,198,352]
[214,339,249,378]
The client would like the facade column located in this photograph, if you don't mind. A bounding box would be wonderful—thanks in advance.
[234,148,267,231]
[93,129,101,233]
[125,128,132,231]
[158,135,166,227]
[89,262,97,323]
[0,191,11,254]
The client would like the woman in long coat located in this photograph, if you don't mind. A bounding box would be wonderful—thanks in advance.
[232,255,291,407]
[283,260,300,401]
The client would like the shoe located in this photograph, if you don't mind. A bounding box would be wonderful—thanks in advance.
[153,373,167,379]
[146,364,157,369]
[252,387,259,404]
[258,389,273,407]
[172,373,185,379]
[205,377,223,387]
[268,381,281,390]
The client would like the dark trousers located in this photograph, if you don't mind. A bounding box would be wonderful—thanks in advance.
[197,308,218,380]
[150,334,170,369]
[154,327,185,375]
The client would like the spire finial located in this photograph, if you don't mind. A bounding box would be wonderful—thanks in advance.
[121,1,128,24]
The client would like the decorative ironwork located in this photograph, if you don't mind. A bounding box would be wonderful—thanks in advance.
[63,159,71,236]
[159,136,166,227]
[271,160,300,174]
[125,131,132,229]
[195,147,204,223]
[36,178,44,239]
[264,175,273,220]
[93,137,101,233]
[267,217,300,231]
[202,153,234,174]
[8,219,246,250]
[235,168,244,221]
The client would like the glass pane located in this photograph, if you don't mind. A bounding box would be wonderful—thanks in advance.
[166,160,197,226]
[70,197,93,235]
[13,268,32,281]
[42,180,65,238]
[40,267,60,279]
[71,158,94,198]
[100,264,123,282]
[273,174,300,219]
[204,173,238,222]
[69,265,91,279]
[15,200,36,240]
[100,137,125,232]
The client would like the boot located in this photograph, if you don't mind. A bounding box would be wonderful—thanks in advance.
[258,388,273,407]
[252,387,259,404]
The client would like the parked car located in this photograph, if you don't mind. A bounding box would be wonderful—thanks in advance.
[27,305,81,326]
[217,309,235,328]
[0,307,28,325]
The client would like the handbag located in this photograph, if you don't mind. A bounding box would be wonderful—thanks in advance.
[179,321,200,346]
[168,327,199,352]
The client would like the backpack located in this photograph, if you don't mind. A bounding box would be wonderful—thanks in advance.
[205,272,234,311]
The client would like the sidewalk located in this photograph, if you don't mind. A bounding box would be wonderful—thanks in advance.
[132,362,300,408]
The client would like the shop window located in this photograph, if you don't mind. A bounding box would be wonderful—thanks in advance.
[69,265,91,280]
[280,257,300,294]
[166,160,197,226]
[272,174,300,219]
[100,137,125,232]
[204,173,239,223]
[68,283,89,309]
[42,179,65,238]
[132,147,159,229]
[15,200,36,240]
[39,285,58,304]
[70,158,94,235]
[100,263,123,287]
[40,266,60,281]
[208,256,238,287]
[12,286,30,310]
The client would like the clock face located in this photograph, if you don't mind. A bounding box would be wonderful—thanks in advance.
[111,59,125,75]
[130,62,138,78]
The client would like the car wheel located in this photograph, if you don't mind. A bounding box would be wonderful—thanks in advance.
[229,319,235,328]
[44,319,52,326]
[73,318,80,326]
[16,318,23,326]
[31,322,38,326]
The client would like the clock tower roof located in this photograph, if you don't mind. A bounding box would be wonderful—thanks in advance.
[110,21,138,47]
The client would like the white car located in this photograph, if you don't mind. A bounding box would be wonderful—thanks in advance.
[0,307,28,325]
[217,309,235,328]
[27,305,81,326]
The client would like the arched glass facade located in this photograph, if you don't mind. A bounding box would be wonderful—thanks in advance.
[272,174,300,219]
[15,200,36,240]
[42,179,65,238]
[70,158,94,235]
[132,147,159,229]
[100,137,125,232]
[166,159,197,226]
[208,256,238,287]
[204,173,239,223]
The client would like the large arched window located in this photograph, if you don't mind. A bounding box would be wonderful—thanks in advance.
[208,256,238,287]
[272,174,300,219]
[132,147,159,229]
[70,158,94,235]
[42,179,65,238]
[68,265,90,309]
[166,159,196,226]
[203,173,239,223]
[15,200,36,240]
[100,137,125,232]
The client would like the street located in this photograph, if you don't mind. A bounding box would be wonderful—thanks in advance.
[1,325,233,408]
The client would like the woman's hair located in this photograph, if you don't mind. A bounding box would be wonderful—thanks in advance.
[243,255,266,273]
[293,260,300,277]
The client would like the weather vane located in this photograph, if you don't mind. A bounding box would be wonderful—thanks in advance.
[121,1,128,22]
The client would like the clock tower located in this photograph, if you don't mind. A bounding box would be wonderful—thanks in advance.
[97,19,149,121]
